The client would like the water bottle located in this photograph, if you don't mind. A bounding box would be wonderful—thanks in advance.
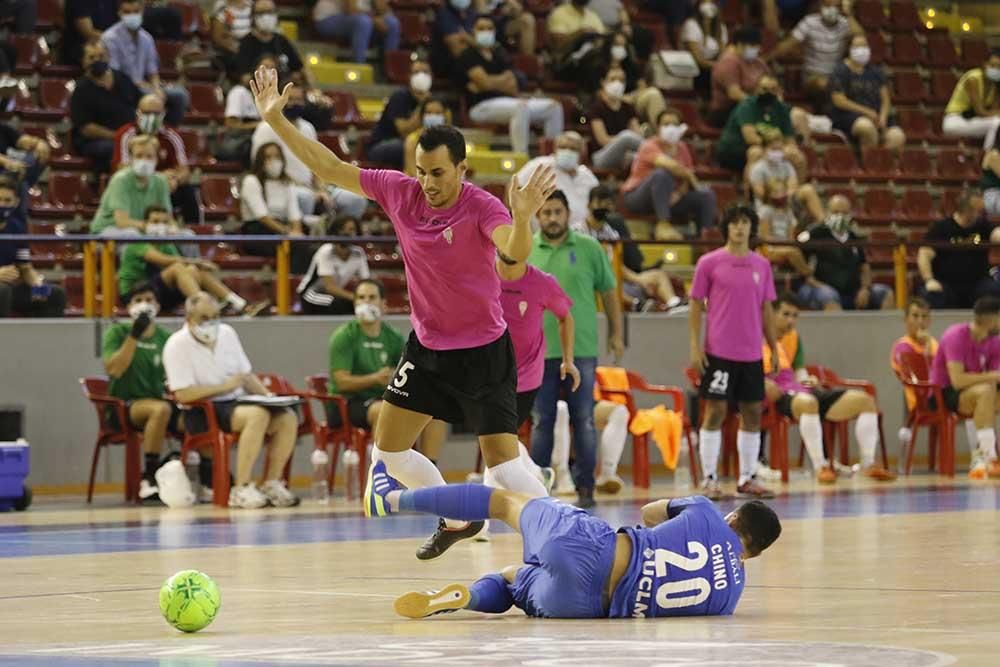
[674,434,692,490]
[310,449,330,504]
[185,450,201,500]
[897,426,912,474]
[342,449,360,499]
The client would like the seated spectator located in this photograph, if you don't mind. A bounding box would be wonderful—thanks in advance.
[715,75,805,175]
[457,15,564,154]
[111,94,200,224]
[943,49,1000,150]
[547,0,608,90]
[829,34,905,151]
[218,57,270,166]
[164,292,300,509]
[681,0,727,96]
[297,216,369,314]
[101,283,186,501]
[101,0,189,125]
[430,0,478,78]
[605,30,667,127]
[796,194,894,311]
[0,120,50,190]
[918,190,1000,309]
[982,140,1000,216]
[0,177,66,318]
[90,135,171,237]
[621,109,717,241]
[64,0,121,66]
[582,185,681,310]
[71,41,142,173]
[479,0,536,56]
[767,0,860,104]
[403,98,453,176]
[749,129,823,226]
[929,296,1000,478]
[708,25,769,127]
[588,66,643,172]
[212,0,254,76]
[517,131,597,230]
[366,59,434,169]
[119,205,262,315]
[313,0,400,64]
[240,141,314,272]
[251,84,368,219]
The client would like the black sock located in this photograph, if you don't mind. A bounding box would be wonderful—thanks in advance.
[144,453,160,480]
[199,457,213,487]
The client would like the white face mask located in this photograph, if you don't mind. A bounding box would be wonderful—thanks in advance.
[122,12,142,30]
[820,5,840,23]
[658,123,688,144]
[132,158,156,177]
[699,1,718,19]
[850,46,871,66]
[255,13,278,32]
[610,45,627,62]
[766,148,785,164]
[554,149,579,171]
[603,80,625,99]
[422,113,446,128]
[128,301,159,320]
[265,159,284,179]
[475,30,496,49]
[410,71,432,93]
[191,319,220,345]
[354,302,381,323]
[145,222,170,236]
[742,46,760,61]
[985,66,1000,82]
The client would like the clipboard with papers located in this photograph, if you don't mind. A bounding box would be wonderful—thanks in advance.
[236,394,302,408]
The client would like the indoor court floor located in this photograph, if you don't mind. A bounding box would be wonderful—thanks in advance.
[0,476,996,666]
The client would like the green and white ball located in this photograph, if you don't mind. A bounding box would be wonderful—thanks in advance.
[159,570,221,632]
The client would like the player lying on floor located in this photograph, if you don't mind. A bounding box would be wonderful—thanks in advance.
[365,462,781,619]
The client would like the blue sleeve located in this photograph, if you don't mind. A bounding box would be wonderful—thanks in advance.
[666,496,714,519]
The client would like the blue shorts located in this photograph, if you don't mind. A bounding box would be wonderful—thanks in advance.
[797,281,891,311]
[509,498,617,618]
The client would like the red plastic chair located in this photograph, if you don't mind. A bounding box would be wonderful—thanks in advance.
[819,145,862,180]
[199,175,239,220]
[886,33,923,68]
[305,375,368,498]
[896,146,933,183]
[892,70,927,105]
[899,188,940,225]
[892,350,956,476]
[397,10,430,47]
[960,37,991,70]
[856,187,898,224]
[383,49,414,85]
[186,83,225,123]
[887,0,922,32]
[925,33,960,70]
[256,373,315,483]
[854,0,886,31]
[805,365,889,469]
[176,398,237,507]
[79,377,143,503]
[933,149,979,184]
[929,69,958,105]
[864,30,888,65]
[860,146,898,182]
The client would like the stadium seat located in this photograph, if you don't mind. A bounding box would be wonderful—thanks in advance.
[63,274,87,314]
[303,374,365,498]
[183,129,242,172]
[199,175,239,220]
[11,34,42,74]
[893,349,957,477]
[397,10,430,47]
[929,70,958,105]
[154,40,185,80]
[79,377,144,504]
[854,0,886,31]
[318,132,353,162]
[865,30,887,65]
[887,0,922,32]
[891,70,927,105]
[185,83,225,124]
[327,91,372,129]
[817,145,861,180]
[713,183,740,212]
[672,100,720,139]
[886,33,922,68]
[896,147,933,183]
[20,126,91,171]
[866,229,898,266]
[170,0,209,37]
[899,188,940,225]
[47,172,88,214]
[960,37,990,70]
[940,188,963,214]
[924,34,960,70]
[222,276,270,304]
[860,146,897,182]
[37,78,74,112]
[896,108,938,144]
[511,53,544,87]
[383,49,413,85]
[933,149,978,184]
[12,83,64,123]
[35,0,60,31]
[856,187,898,224]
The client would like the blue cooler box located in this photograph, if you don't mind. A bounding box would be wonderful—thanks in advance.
[0,440,31,511]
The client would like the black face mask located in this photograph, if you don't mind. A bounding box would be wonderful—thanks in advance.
[757,92,777,107]
[284,105,305,120]
[591,207,609,221]
[89,60,110,77]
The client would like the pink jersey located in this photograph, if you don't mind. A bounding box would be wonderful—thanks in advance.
[690,248,776,362]
[500,265,573,392]
[361,170,511,350]
[930,323,1000,388]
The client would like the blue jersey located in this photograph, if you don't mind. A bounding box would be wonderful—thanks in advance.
[609,496,745,618]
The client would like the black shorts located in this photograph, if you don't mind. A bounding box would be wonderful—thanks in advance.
[149,273,186,312]
[383,330,518,436]
[326,396,377,429]
[775,388,847,420]
[516,388,539,429]
[107,399,183,434]
[935,386,962,414]
[699,354,765,403]
[184,400,238,434]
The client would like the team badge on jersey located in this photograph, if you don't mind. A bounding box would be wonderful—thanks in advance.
[752,271,760,284]
[518,301,528,317]
[443,227,453,244]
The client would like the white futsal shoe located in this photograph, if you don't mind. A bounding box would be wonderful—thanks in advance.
[228,483,269,509]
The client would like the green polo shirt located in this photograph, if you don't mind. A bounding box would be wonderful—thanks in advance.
[119,241,180,295]
[528,230,616,359]
[101,322,171,401]
[716,95,794,161]
[90,168,172,234]
[329,319,406,401]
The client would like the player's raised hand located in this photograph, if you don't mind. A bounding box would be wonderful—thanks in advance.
[508,164,557,222]
[249,66,293,123]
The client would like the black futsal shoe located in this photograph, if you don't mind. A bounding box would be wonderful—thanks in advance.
[416,518,486,560]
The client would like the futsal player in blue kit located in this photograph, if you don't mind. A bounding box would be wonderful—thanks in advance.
[366,461,781,619]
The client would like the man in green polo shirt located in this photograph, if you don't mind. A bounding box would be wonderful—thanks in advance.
[527,189,624,508]
[715,75,804,176]
[102,282,184,501]
[90,134,172,236]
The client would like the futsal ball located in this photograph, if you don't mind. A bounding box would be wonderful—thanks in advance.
[159,570,221,632]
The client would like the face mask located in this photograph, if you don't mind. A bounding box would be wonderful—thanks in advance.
[850,46,871,66]
[137,112,163,135]
[985,66,1000,82]
[611,45,627,62]
[451,0,471,10]
[826,212,851,235]
[265,158,284,179]
[821,6,840,23]
[658,123,687,144]
[88,60,109,77]
[145,222,169,236]
[354,303,381,323]
[757,91,777,106]
[554,149,579,171]
[132,158,156,177]
[699,2,718,18]
[591,207,609,221]
[128,301,159,320]
[422,113,445,128]
[475,30,496,49]
[742,46,760,61]
[191,319,220,345]
[255,13,278,32]
[766,148,785,164]
[410,71,432,93]
[603,80,625,99]
[121,13,142,30]
[284,104,305,121]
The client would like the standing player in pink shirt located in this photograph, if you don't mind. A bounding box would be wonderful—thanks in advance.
[689,204,779,500]
[250,67,558,559]
[929,296,1000,479]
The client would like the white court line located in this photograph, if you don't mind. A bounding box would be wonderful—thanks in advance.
[65,594,101,602]
[29,643,152,654]
[230,587,396,599]
[146,645,223,656]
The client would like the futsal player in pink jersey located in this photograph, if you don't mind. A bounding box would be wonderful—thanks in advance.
[250,67,559,559]
[689,204,779,500]
[929,296,1000,479]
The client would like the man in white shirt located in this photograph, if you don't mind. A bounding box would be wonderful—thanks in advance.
[298,216,372,314]
[252,85,368,219]
[516,131,598,230]
[163,292,300,509]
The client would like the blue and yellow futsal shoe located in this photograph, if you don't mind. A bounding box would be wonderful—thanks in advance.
[364,460,401,518]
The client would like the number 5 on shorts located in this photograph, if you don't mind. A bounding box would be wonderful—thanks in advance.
[393,361,415,388]
[708,370,729,394]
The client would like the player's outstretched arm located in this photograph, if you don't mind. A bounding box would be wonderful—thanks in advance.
[494,164,557,262]
[640,499,671,528]
[249,67,364,198]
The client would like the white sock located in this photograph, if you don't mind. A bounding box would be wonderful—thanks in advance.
[737,430,760,485]
[976,428,997,461]
[699,429,721,480]
[965,419,979,457]
[551,400,571,470]
[372,445,462,528]
[518,442,545,486]
[225,292,247,311]
[599,405,629,478]
[484,457,547,497]
[855,412,879,468]
[799,413,827,471]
